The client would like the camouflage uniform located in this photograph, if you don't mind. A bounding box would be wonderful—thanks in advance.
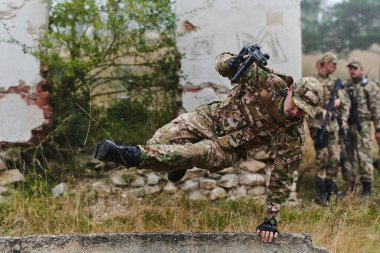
[309,55,350,186]
[137,52,323,218]
[342,59,380,187]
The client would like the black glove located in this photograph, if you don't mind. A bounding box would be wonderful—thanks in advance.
[256,217,279,234]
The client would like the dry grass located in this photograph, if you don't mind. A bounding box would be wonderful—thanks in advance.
[1,175,380,253]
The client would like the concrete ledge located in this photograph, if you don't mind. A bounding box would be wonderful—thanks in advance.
[0,232,331,253]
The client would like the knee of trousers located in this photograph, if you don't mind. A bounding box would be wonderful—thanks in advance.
[199,140,241,171]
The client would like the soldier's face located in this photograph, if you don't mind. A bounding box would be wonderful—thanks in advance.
[348,65,363,79]
[283,89,306,119]
[325,61,337,74]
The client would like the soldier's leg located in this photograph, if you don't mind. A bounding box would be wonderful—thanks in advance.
[342,126,358,194]
[93,111,215,171]
[356,122,374,197]
[310,128,328,205]
[139,139,241,171]
[325,132,340,200]
[146,111,216,181]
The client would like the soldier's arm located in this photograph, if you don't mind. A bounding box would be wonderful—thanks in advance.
[337,88,350,123]
[266,123,305,218]
[366,82,380,130]
[214,52,262,84]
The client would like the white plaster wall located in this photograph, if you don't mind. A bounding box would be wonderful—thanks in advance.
[176,0,302,112]
[0,94,44,143]
[0,0,48,89]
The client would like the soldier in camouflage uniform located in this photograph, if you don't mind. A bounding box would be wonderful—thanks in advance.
[308,52,350,205]
[93,51,323,243]
[342,58,380,197]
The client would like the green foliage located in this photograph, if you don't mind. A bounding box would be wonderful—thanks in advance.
[301,0,380,53]
[25,0,180,175]
[35,0,178,144]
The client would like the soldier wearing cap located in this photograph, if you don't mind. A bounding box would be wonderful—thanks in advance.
[309,52,350,205]
[341,58,380,197]
[93,50,323,243]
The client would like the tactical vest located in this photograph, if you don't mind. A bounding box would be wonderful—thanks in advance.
[209,71,303,149]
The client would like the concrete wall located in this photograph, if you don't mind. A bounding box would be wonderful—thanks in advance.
[0,0,51,144]
[176,0,302,112]
[0,233,331,253]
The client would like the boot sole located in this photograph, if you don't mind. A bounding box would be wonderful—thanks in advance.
[93,140,115,160]
[168,169,187,182]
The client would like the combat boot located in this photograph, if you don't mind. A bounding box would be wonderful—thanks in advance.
[361,181,372,198]
[93,140,141,167]
[314,181,328,206]
[167,169,187,182]
[324,179,338,202]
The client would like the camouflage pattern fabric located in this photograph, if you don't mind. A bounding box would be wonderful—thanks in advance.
[341,78,380,183]
[138,52,322,218]
[308,74,350,183]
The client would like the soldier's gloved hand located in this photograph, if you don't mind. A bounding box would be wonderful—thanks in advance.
[256,217,279,243]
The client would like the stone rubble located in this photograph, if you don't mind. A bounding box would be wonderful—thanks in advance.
[100,149,299,206]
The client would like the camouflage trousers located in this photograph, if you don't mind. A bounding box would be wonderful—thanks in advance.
[341,121,374,183]
[310,128,340,182]
[138,109,242,172]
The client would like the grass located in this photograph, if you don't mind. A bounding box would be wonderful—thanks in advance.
[0,174,380,253]
[0,133,379,253]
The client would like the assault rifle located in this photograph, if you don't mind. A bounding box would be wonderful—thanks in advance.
[315,79,343,149]
[229,43,270,82]
[347,78,369,132]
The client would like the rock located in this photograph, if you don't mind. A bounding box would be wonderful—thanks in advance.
[92,181,112,193]
[110,170,135,187]
[247,186,266,196]
[163,181,177,192]
[52,183,66,198]
[0,159,6,171]
[217,174,238,189]
[185,168,207,180]
[131,176,145,187]
[147,172,160,185]
[218,167,235,174]
[207,173,221,180]
[199,178,216,190]
[0,169,25,186]
[189,190,208,201]
[230,186,247,200]
[182,180,199,191]
[239,173,265,186]
[209,187,226,200]
[0,185,8,195]
[144,185,161,195]
[0,151,10,161]
[239,159,266,173]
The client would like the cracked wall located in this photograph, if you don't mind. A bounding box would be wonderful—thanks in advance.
[175,0,302,112]
[0,0,51,144]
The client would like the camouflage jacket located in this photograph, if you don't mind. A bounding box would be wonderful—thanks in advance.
[344,77,380,129]
[198,52,306,213]
[308,74,350,132]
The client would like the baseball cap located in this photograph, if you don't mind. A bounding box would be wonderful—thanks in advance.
[346,58,363,69]
[293,77,323,118]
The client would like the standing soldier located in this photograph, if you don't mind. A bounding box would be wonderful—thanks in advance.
[93,46,323,243]
[308,52,350,205]
[343,58,380,197]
